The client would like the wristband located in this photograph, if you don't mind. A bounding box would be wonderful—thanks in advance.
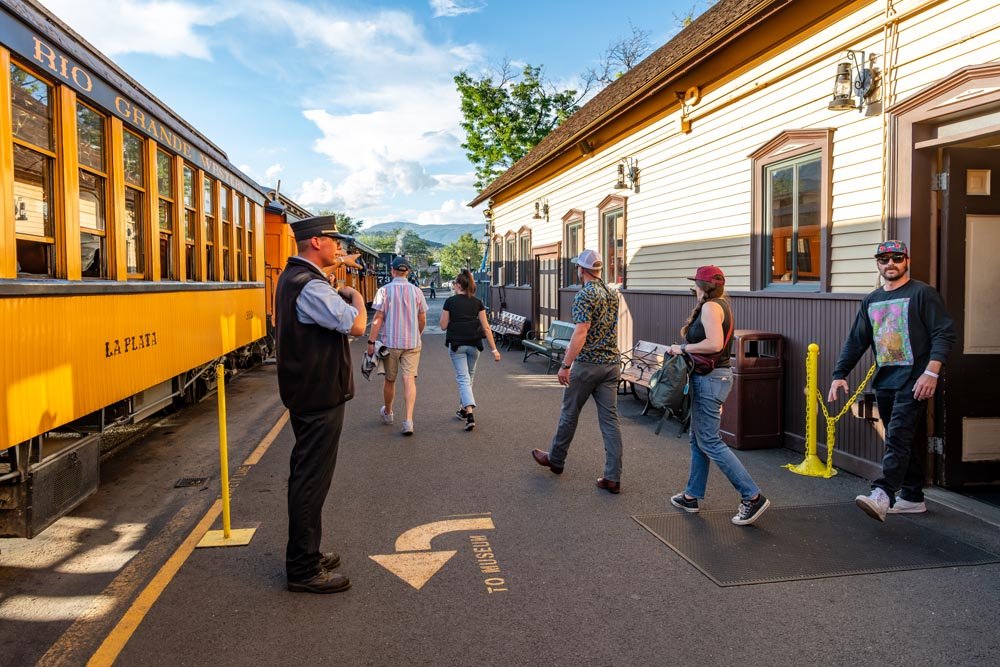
[922,369,939,379]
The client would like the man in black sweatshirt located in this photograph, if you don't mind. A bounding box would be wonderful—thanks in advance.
[828,240,955,522]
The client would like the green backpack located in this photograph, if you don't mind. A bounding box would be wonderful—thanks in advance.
[647,354,691,436]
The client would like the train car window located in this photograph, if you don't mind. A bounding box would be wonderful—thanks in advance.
[247,203,256,281]
[77,102,108,279]
[157,150,175,279]
[183,164,197,280]
[221,186,231,280]
[10,64,52,150]
[123,130,146,278]
[203,176,216,281]
[235,193,244,281]
[11,63,56,277]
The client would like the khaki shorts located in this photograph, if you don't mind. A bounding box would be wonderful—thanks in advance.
[382,347,421,381]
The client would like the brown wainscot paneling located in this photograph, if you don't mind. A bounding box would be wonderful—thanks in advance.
[620,289,882,479]
[490,286,534,325]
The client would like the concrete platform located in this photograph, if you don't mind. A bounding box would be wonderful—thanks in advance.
[3,310,999,665]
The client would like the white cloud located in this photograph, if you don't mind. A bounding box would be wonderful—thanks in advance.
[415,199,479,225]
[430,0,487,18]
[264,164,284,182]
[39,0,223,59]
[433,173,478,191]
[297,177,344,209]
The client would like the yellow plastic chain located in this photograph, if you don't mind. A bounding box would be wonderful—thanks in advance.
[814,362,877,475]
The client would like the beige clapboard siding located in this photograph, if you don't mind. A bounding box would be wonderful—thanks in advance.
[489,0,1000,293]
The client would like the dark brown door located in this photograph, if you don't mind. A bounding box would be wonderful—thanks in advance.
[534,248,560,334]
[939,148,1000,485]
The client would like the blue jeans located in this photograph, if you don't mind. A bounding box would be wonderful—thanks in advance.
[548,362,623,482]
[448,345,480,409]
[684,368,761,501]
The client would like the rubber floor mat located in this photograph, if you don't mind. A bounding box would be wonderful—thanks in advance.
[634,502,1000,587]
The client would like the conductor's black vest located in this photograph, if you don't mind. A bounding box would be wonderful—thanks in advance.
[275,257,354,412]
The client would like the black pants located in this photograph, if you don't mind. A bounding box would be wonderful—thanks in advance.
[874,380,927,505]
[286,404,345,581]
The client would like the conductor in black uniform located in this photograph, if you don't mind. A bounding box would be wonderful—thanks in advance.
[275,215,367,593]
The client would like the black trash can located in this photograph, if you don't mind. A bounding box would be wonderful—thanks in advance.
[720,330,784,450]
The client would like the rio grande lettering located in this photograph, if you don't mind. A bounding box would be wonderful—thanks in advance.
[105,332,158,358]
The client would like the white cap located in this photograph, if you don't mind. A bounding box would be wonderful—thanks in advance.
[571,249,603,270]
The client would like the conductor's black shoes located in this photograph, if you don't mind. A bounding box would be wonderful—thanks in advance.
[287,570,351,594]
[320,552,341,570]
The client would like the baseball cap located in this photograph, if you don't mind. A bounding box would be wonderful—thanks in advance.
[391,256,411,272]
[874,240,908,257]
[291,215,353,243]
[688,265,726,285]
[570,249,603,270]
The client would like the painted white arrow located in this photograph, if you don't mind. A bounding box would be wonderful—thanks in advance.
[370,517,495,590]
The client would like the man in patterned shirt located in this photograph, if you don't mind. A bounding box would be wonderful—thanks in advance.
[532,249,624,493]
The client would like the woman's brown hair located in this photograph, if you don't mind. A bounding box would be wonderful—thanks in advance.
[455,268,476,297]
[680,280,727,337]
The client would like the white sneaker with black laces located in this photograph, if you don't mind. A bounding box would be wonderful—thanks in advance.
[732,494,770,525]
[887,497,927,514]
[856,487,890,522]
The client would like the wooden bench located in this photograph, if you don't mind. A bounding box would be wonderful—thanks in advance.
[522,320,576,374]
[489,311,529,350]
[619,340,670,415]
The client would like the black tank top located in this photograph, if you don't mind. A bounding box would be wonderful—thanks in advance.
[684,298,733,369]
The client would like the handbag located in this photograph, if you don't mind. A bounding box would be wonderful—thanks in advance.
[685,303,735,375]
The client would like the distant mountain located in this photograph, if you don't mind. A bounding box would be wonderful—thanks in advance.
[363,222,484,246]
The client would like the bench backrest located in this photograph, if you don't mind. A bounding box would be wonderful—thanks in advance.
[630,340,669,368]
[546,320,576,343]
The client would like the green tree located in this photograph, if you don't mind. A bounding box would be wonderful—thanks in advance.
[357,231,396,253]
[314,209,364,236]
[438,233,484,280]
[455,62,579,190]
[583,22,652,87]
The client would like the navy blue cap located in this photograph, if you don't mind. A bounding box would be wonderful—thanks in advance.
[391,256,411,272]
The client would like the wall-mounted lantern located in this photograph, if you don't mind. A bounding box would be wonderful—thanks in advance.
[829,50,877,112]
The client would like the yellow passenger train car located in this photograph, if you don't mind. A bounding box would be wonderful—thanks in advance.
[1,0,268,536]
[262,188,379,331]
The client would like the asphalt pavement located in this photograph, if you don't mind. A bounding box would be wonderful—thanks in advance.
[3,291,1000,666]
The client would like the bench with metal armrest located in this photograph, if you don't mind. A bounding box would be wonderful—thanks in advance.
[522,320,576,374]
[489,310,529,350]
[619,340,670,415]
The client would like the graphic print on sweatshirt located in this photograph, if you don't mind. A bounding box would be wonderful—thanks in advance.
[869,297,913,366]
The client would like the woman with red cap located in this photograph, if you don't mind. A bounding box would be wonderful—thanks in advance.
[667,265,770,526]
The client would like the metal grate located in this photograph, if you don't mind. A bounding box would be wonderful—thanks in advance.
[634,502,1000,587]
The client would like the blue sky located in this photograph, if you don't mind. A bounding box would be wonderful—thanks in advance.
[40,0,709,227]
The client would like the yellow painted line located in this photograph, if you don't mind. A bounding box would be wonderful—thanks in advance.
[86,410,289,667]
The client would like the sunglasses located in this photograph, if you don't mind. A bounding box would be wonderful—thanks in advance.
[876,254,907,265]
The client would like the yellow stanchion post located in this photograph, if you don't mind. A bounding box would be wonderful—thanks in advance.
[785,343,832,477]
[785,344,876,479]
[197,364,256,548]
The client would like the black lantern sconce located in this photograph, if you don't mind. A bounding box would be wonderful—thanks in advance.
[614,157,639,193]
[15,198,28,221]
[483,205,494,237]
[829,50,876,112]
[532,198,549,221]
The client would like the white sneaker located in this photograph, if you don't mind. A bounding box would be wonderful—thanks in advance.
[856,487,890,522]
[402,420,414,436]
[380,406,394,425]
[887,497,927,514]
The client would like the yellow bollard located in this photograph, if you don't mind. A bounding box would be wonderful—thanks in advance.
[785,343,836,478]
[197,364,256,548]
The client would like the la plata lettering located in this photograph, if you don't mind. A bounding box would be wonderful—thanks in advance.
[105,332,158,357]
